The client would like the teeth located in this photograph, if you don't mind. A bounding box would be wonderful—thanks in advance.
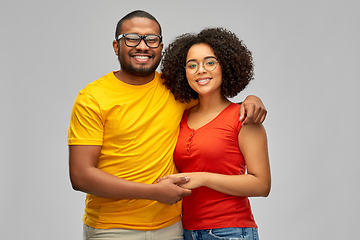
[198,79,210,83]
[134,56,149,59]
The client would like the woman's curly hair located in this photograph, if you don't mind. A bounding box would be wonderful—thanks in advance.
[161,27,254,103]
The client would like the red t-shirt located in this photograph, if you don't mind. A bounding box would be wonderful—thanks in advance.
[174,103,257,230]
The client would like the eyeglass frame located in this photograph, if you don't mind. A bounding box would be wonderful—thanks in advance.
[184,58,219,75]
[116,33,163,48]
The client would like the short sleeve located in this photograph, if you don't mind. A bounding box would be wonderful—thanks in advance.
[68,91,104,145]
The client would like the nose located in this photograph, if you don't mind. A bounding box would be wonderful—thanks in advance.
[136,38,149,50]
[197,63,207,73]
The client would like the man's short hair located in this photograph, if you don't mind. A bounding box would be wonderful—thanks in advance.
[115,10,162,39]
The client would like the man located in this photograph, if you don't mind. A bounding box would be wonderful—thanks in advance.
[68,10,267,240]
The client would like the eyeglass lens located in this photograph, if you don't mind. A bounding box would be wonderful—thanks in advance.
[185,58,218,74]
[124,34,161,48]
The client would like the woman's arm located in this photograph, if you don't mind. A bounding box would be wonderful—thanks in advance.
[160,123,271,197]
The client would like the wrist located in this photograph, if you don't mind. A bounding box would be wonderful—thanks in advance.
[200,172,211,188]
[146,183,158,201]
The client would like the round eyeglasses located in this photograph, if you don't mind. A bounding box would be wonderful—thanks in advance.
[117,33,162,48]
[185,58,219,75]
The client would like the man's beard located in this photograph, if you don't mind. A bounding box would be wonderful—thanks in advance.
[118,49,161,77]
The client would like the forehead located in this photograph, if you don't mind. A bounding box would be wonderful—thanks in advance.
[121,17,160,35]
[187,43,216,60]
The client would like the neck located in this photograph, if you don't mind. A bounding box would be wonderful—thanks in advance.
[114,69,155,85]
[197,93,231,113]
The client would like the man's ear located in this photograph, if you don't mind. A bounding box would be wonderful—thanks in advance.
[113,40,119,56]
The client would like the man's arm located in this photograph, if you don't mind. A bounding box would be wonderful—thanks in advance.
[239,95,267,125]
[69,145,191,205]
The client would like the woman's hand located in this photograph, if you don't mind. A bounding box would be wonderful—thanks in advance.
[158,173,205,189]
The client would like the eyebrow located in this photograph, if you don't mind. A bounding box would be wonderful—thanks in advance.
[186,56,217,64]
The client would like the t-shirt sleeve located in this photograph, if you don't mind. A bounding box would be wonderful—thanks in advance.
[68,91,104,146]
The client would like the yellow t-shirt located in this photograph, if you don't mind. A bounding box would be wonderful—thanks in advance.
[68,71,195,230]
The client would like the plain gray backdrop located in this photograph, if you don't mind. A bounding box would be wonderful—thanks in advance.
[1,1,359,239]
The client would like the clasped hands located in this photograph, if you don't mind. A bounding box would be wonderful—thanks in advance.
[157,172,205,190]
[153,173,205,205]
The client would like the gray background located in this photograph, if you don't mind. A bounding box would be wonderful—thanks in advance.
[1,0,359,239]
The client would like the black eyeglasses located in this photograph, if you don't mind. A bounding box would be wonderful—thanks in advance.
[117,33,162,48]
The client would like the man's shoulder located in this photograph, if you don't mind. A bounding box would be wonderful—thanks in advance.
[80,72,114,93]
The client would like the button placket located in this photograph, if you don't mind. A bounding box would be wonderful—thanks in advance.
[186,130,195,155]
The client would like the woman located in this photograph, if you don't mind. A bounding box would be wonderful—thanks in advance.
[159,28,271,240]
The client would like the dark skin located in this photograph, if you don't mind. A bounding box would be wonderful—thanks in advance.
[69,18,191,205]
[238,98,267,125]
[69,145,190,204]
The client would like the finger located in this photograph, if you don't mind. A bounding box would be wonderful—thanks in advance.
[247,104,268,124]
[254,106,267,123]
[242,105,254,125]
[252,106,262,123]
[180,188,192,197]
[239,103,246,122]
[172,176,190,185]
[156,175,169,182]
[260,110,267,123]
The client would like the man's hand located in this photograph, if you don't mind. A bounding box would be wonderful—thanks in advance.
[152,177,192,205]
[69,145,191,204]
[158,173,203,190]
[239,95,267,125]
